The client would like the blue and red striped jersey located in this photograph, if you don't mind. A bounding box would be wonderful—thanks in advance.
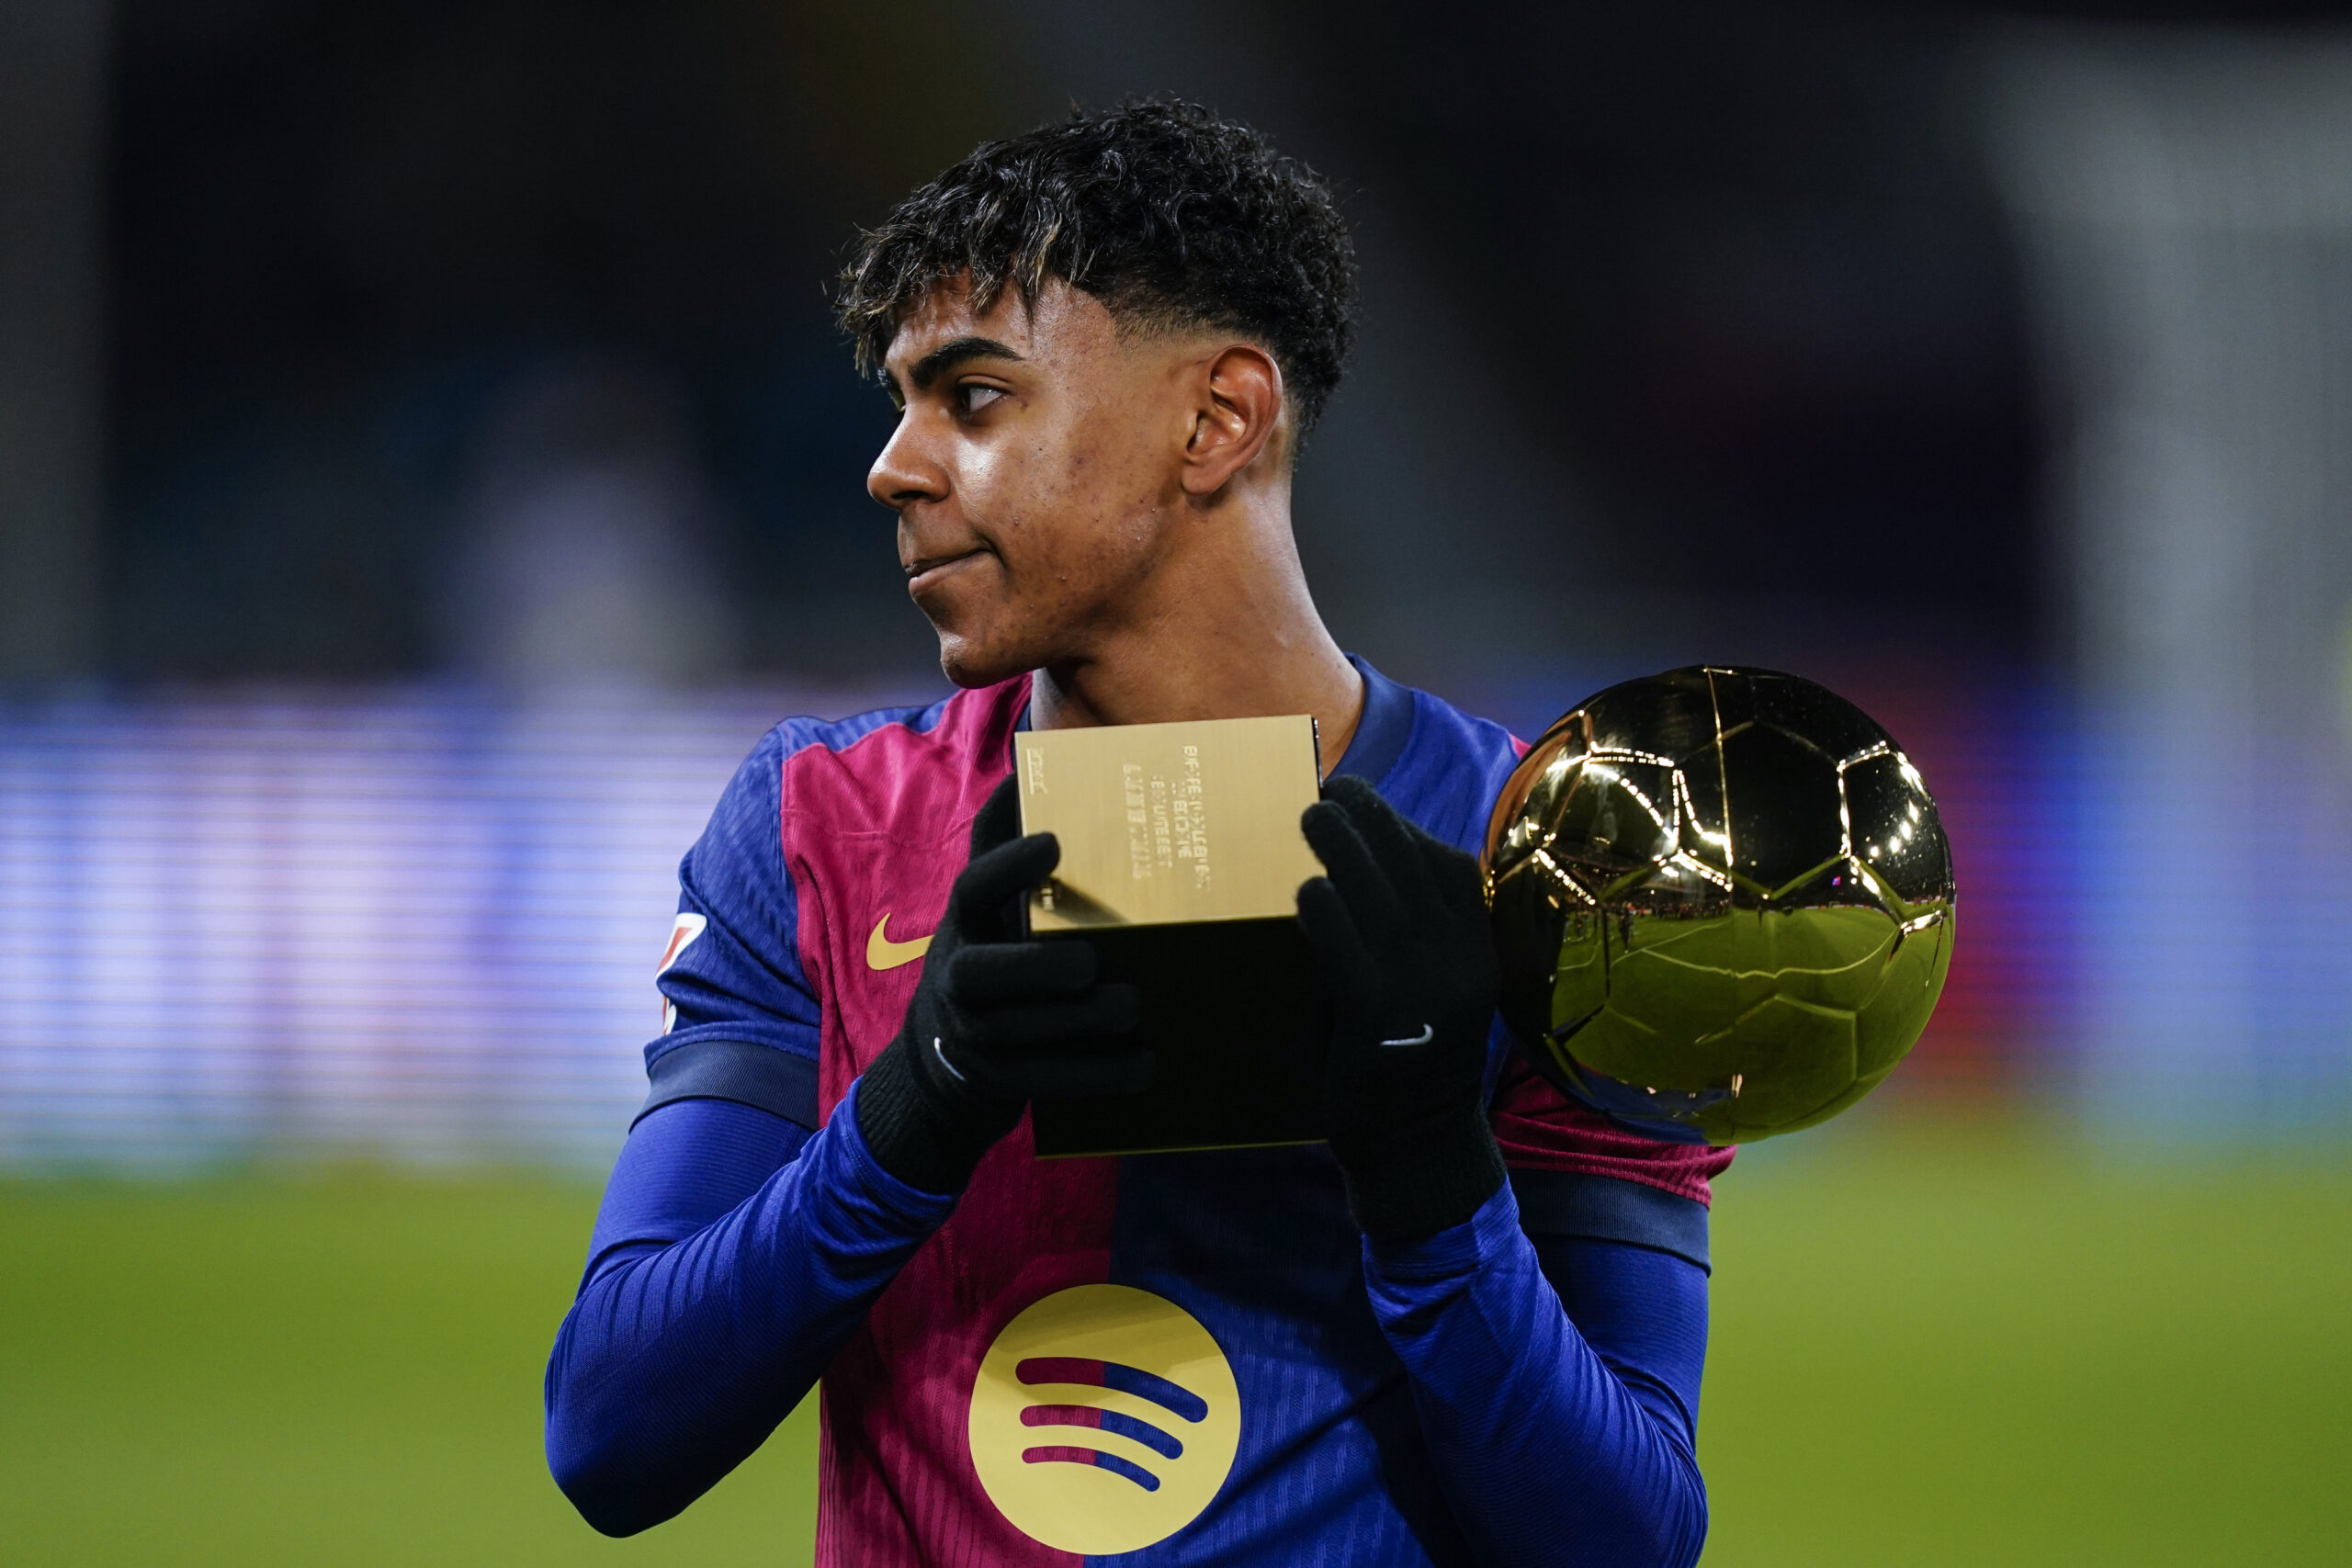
[644,658,1733,1565]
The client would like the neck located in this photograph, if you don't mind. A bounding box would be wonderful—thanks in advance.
[1029,495,1364,773]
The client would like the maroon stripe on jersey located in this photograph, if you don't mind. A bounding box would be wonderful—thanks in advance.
[785,678,1030,1124]
[1015,1357,1104,1388]
[1019,1405,1106,1429]
[814,1135,1115,1567]
[1490,1058,1735,1204]
[789,678,1114,1567]
[1022,1443,1104,1464]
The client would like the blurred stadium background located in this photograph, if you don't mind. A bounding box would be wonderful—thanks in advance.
[2,2,2347,1562]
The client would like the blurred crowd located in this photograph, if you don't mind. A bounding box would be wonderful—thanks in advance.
[3,1,2349,1162]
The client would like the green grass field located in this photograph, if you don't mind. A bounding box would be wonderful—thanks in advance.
[3,1116,2345,1565]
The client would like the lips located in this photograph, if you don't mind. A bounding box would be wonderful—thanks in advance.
[904,547,990,595]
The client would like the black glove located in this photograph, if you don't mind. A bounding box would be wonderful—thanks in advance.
[1297,773,1506,1242]
[855,775,1147,1193]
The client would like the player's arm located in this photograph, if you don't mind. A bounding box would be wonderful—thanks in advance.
[545,765,1136,1536]
[1299,778,1709,1568]
[1362,1178,1710,1568]
[546,1082,949,1536]
[545,732,950,1536]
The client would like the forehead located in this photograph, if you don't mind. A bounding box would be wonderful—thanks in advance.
[881,279,1030,373]
[880,276,1120,378]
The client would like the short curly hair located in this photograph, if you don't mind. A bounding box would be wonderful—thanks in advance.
[836,100,1357,437]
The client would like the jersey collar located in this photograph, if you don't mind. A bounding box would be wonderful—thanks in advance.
[1329,654,1415,787]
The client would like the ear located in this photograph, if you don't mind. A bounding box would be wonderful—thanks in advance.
[1180,344,1285,496]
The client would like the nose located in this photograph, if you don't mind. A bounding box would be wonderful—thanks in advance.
[867,412,948,513]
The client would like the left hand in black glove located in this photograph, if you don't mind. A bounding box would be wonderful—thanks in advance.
[1297,774,1508,1243]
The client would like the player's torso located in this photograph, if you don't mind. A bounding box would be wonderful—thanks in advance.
[784,672,1520,1567]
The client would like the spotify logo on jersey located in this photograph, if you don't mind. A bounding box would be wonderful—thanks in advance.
[968,1284,1241,1554]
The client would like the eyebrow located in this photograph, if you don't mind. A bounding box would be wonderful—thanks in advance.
[888,335,1024,400]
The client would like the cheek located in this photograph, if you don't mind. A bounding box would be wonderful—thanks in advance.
[959,397,1166,633]
[1012,435,1159,581]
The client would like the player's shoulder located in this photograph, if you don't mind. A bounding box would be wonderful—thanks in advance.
[764,676,1027,842]
[1346,657,1525,855]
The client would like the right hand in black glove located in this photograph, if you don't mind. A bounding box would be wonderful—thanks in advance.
[854,775,1147,1193]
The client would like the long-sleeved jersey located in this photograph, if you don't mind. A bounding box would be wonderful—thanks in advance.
[548,658,1736,1564]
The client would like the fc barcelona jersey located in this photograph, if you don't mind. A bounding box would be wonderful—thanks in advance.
[647,658,1732,1565]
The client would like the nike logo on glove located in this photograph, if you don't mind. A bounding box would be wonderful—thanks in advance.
[866,914,933,971]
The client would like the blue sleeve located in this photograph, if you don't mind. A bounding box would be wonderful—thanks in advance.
[1363,1180,1710,1568]
[651,726,823,1090]
[543,1083,955,1536]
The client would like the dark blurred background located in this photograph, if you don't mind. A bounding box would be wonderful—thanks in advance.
[63,0,2048,684]
[3,4,2349,1562]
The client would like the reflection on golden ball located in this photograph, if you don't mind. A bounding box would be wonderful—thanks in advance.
[1484,667,1955,1145]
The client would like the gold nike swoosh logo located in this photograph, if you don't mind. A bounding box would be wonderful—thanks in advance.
[866,914,933,971]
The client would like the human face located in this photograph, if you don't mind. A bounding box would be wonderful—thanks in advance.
[868,277,1189,687]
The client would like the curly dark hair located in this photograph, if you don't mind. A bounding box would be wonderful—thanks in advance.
[835,100,1357,437]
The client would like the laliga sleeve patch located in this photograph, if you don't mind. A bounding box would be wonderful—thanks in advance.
[655,912,708,1034]
[968,1285,1240,1554]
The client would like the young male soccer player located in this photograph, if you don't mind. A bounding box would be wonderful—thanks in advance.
[545,102,1732,1567]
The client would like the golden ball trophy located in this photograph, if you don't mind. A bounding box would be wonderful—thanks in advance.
[1486,666,1956,1144]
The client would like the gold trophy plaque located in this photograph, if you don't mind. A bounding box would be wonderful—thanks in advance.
[1015,716,1325,931]
[1015,715,1329,1158]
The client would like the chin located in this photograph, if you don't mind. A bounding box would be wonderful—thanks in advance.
[933,626,1033,691]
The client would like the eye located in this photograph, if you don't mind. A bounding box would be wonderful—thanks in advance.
[956,382,1007,415]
